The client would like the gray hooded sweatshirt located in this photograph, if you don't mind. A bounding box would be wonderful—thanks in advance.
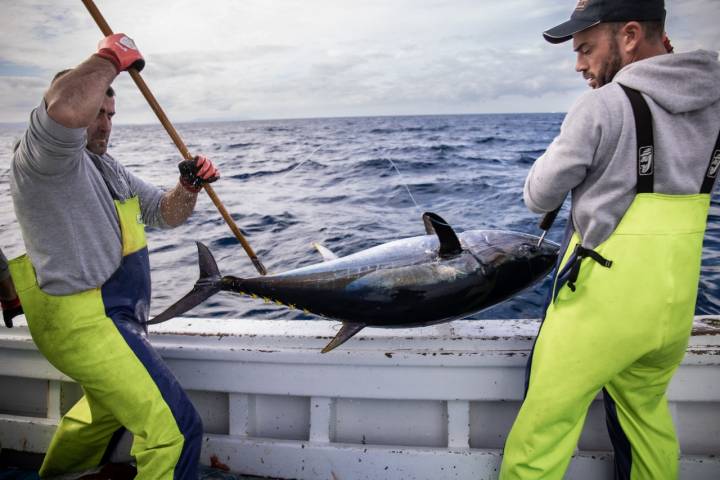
[11,101,168,295]
[524,50,720,249]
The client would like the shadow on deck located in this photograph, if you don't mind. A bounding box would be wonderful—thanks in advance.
[0,450,273,480]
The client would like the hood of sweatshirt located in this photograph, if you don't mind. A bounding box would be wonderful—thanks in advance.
[614,49,720,114]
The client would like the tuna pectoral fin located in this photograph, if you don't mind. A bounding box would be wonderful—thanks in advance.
[148,242,222,325]
[321,323,365,353]
[312,242,339,262]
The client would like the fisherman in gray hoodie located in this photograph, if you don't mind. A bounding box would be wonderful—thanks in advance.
[500,1,720,479]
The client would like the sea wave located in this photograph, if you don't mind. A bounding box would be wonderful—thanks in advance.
[1,113,717,320]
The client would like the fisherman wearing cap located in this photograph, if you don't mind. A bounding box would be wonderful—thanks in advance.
[500,1,720,478]
[9,34,220,478]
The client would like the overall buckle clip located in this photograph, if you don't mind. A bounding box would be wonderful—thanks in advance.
[566,245,613,292]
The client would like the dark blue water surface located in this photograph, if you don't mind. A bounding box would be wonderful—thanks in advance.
[1,114,718,320]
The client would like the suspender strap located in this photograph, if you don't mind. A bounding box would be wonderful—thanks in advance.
[553,243,613,296]
[700,129,720,194]
[88,154,122,201]
[619,85,655,194]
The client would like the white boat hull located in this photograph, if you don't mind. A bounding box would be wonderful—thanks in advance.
[0,316,718,479]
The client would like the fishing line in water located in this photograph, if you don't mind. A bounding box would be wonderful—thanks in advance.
[279,142,423,215]
[280,143,325,180]
[386,158,423,215]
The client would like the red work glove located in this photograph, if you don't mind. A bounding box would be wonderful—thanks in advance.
[1,296,22,328]
[178,155,220,193]
[96,33,145,73]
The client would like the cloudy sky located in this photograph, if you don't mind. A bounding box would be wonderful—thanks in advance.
[0,0,718,124]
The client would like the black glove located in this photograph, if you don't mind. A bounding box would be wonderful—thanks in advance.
[1,297,22,328]
[178,155,219,193]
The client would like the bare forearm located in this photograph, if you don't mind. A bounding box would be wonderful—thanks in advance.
[161,183,199,227]
[45,55,117,129]
[164,154,219,227]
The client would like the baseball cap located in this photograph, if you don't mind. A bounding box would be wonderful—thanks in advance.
[543,0,666,44]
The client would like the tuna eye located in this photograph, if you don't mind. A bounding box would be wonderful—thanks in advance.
[518,244,537,256]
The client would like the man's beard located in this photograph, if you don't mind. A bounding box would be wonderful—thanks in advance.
[87,138,108,155]
[597,39,623,88]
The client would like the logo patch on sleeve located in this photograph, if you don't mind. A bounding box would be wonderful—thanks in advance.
[709,150,720,178]
[638,146,654,175]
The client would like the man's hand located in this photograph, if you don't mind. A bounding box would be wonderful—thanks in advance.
[1,297,22,328]
[161,156,220,226]
[96,33,145,73]
[178,156,220,193]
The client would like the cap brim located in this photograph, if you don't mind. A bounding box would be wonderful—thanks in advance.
[543,19,600,44]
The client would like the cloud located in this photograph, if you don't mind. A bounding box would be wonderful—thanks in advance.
[667,0,720,51]
[0,0,718,123]
[0,76,47,121]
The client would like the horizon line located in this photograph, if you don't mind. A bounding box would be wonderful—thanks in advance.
[0,110,568,128]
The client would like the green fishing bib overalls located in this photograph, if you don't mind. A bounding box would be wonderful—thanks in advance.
[500,86,720,480]
[9,196,202,479]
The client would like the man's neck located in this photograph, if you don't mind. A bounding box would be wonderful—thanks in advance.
[632,42,669,63]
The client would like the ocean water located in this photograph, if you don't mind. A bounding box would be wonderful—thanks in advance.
[1,113,718,321]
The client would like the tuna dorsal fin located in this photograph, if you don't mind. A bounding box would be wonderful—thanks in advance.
[321,323,365,353]
[422,212,462,257]
[312,242,339,262]
[423,214,435,235]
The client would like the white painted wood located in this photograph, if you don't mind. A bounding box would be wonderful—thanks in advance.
[47,380,61,420]
[0,414,57,453]
[203,436,507,480]
[228,393,255,437]
[309,397,335,444]
[0,316,717,479]
[447,400,470,448]
[200,436,720,480]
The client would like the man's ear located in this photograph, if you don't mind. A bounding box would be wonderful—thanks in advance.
[619,21,643,54]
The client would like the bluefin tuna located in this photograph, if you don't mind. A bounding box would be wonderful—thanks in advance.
[150,212,559,352]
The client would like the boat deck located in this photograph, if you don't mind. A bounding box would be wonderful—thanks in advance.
[0,451,267,479]
[0,466,265,480]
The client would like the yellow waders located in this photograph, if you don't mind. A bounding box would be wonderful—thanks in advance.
[500,86,720,479]
[9,197,202,479]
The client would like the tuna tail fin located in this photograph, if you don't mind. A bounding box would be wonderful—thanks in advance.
[321,322,365,353]
[148,242,223,325]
